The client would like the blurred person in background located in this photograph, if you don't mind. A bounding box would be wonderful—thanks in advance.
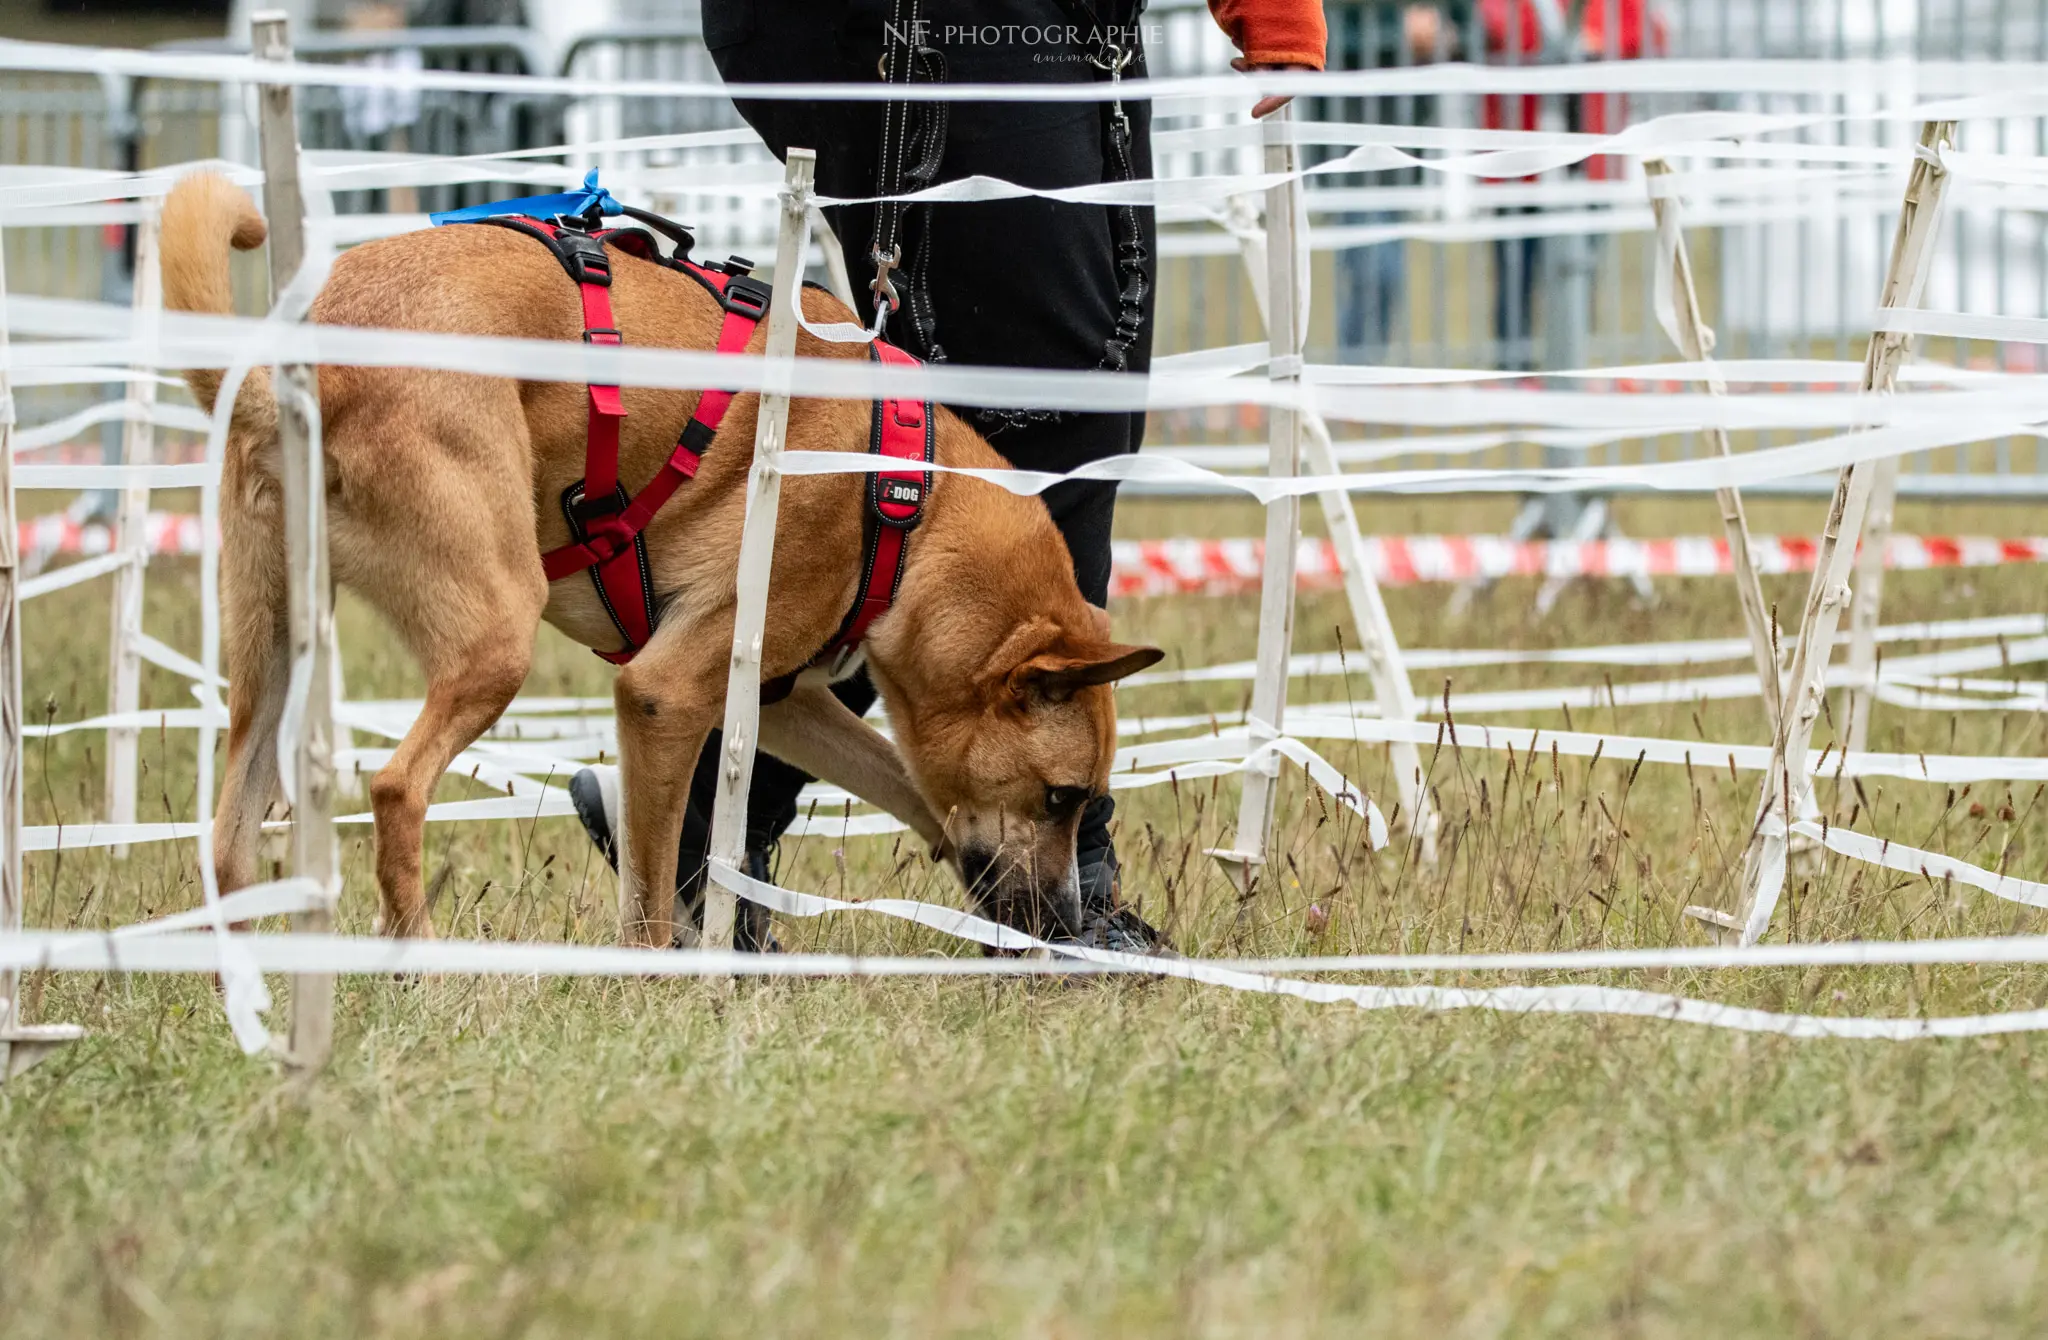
[1327,1,1448,362]
[1477,0,1665,367]
[569,0,1329,953]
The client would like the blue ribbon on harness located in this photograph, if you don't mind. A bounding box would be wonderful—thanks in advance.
[428,169,621,227]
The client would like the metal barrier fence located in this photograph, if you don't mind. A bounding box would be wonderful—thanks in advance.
[6,2,2048,495]
[1150,0,2048,495]
[144,26,559,213]
[557,24,768,260]
[2,26,556,433]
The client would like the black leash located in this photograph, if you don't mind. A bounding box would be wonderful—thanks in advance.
[1094,69,1152,376]
[1070,0,1151,377]
[870,0,949,360]
[866,0,1152,425]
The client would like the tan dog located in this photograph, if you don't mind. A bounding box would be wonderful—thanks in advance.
[160,172,1161,947]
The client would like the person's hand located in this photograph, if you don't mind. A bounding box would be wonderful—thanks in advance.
[1404,4,1442,61]
[1231,59,1318,118]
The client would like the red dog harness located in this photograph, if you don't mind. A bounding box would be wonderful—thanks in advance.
[468,215,935,676]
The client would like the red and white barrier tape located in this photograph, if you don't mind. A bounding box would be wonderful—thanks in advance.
[1109,534,2048,597]
[20,511,205,559]
[27,520,2048,596]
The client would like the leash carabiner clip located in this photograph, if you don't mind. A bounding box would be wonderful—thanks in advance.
[1087,41,1134,76]
[1088,41,1136,134]
[870,242,903,314]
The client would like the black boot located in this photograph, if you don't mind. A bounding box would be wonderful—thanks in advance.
[567,766,618,867]
[726,848,781,955]
[569,767,780,952]
[1068,794,1170,954]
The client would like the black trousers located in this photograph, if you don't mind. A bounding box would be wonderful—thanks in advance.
[680,0,1157,865]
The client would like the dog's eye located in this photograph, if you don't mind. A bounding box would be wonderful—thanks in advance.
[1043,786,1086,821]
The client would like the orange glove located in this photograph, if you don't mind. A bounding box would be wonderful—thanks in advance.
[1207,0,1329,70]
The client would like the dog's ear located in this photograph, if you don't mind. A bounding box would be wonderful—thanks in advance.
[976,617,1066,692]
[1013,642,1165,705]
[978,618,1163,706]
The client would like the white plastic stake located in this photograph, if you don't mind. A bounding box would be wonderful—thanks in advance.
[1221,162,1435,861]
[257,11,337,1069]
[0,248,18,1061]
[1301,414,1436,861]
[1650,159,1816,942]
[1643,159,1782,740]
[104,206,161,855]
[1209,109,1304,893]
[1724,121,1956,948]
[704,148,814,955]
[1843,454,1899,754]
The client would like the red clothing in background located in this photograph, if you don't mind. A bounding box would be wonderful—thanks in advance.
[1479,0,1667,178]
[1208,0,1330,69]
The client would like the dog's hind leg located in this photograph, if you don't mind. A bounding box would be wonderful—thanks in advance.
[324,398,547,938]
[362,608,539,938]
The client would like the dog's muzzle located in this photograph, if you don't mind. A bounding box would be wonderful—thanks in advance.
[959,843,1083,940]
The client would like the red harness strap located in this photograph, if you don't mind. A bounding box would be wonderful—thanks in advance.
[477,215,932,675]
[487,216,768,662]
[540,261,768,589]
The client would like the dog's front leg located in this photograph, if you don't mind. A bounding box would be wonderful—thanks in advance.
[760,685,947,852]
[612,647,722,948]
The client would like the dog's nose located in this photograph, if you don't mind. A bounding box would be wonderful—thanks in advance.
[958,845,997,896]
[1048,885,1084,939]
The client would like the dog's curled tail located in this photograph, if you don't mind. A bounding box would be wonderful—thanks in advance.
[160,172,274,431]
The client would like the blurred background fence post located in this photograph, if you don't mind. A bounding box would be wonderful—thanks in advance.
[103,205,161,857]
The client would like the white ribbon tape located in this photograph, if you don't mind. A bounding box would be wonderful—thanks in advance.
[11,398,209,453]
[19,291,2048,453]
[18,550,134,602]
[13,39,2048,111]
[7,922,2048,1041]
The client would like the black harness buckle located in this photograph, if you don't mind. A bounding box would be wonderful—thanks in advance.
[555,231,613,287]
[568,486,624,525]
[721,274,771,320]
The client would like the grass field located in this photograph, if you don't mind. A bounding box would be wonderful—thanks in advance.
[7,492,2048,1337]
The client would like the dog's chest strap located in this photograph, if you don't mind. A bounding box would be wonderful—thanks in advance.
[815,342,935,666]
[761,344,934,705]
